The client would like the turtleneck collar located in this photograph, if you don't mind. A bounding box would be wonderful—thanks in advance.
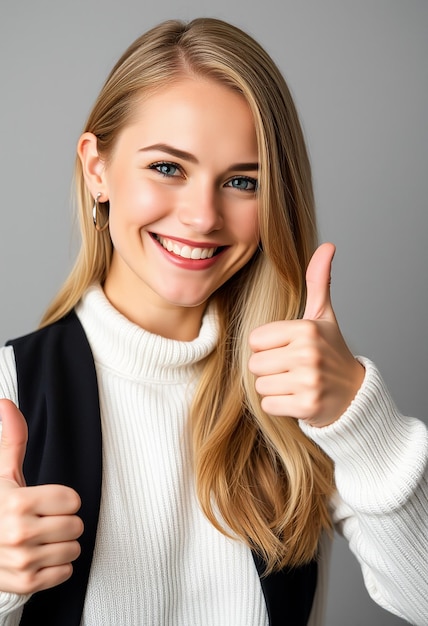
[75,284,218,383]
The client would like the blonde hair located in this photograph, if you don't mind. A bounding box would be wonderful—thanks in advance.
[41,17,334,572]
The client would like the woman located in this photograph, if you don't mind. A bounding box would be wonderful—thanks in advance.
[0,17,426,626]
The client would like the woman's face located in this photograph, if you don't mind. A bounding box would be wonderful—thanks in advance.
[100,77,260,333]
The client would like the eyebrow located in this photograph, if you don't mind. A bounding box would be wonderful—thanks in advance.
[138,143,259,172]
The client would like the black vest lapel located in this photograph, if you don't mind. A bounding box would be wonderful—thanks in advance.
[8,310,317,626]
[7,311,102,626]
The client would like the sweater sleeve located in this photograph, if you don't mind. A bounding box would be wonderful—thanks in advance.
[0,346,19,405]
[0,346,32,622]
[300,357,428,626]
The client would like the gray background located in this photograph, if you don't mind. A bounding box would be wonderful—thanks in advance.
[1,1,427,625]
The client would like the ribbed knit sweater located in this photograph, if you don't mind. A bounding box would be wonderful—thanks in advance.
[0,285,427,625]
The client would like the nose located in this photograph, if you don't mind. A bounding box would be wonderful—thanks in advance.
[177,182,224,234]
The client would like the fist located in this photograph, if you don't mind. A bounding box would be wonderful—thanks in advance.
[0,399,84,594]
[248,243,365,427]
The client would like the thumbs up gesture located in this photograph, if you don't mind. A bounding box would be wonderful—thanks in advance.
[248,243,365,427]
[0,399,83,595]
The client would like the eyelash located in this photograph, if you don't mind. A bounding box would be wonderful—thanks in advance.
[225,176,258,192]
[149,161,182,177]
[148,161,258,192]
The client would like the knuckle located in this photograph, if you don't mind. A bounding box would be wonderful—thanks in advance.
[302,390,323,417]
[11,549,36,573]
[19,571,35,589]
[9,572,36,595]
[301,319,320,339]
[4,520,33,548]
[5,530,24,549]
[305,368,323,391]
[300,345,323,370]
[5,490,30,516]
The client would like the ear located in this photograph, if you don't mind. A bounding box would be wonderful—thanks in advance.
[77,132,108,201]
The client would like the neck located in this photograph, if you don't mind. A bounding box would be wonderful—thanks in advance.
[102,280,206,342]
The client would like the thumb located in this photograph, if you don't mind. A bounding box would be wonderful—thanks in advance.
[303,242,336,321]
[0,399,28,486]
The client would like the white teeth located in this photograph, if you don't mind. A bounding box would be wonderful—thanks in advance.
[181,245,192,259]
[157,235,217,260]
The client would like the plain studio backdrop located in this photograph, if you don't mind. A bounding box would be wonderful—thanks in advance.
[0,2,427,625]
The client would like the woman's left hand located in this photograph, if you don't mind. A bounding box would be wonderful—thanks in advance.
[248,243,365,428]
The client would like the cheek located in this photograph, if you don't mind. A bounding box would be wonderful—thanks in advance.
[108,179,172,228]
[232,206,260,246]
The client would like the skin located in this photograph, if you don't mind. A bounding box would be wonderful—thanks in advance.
[249,242,365,427]
[0,399,83,594]
[0,77,364,596]
[80,77,260,341]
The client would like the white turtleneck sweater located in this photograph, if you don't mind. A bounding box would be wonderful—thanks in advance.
[0,285,427,625]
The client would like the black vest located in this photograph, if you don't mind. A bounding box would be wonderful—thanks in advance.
[7,311,317,625]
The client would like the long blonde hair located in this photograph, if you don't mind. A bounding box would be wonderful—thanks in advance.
[41,17,334,572]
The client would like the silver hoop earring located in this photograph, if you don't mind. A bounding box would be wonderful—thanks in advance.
[92,193,109,232]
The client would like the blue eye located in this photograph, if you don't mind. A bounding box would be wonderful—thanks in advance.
[226,176,258,191]
[150,162,180,177]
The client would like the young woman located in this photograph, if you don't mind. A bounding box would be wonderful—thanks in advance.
[0,17,426,626]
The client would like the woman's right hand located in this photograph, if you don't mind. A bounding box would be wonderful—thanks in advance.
[0,399,83,595]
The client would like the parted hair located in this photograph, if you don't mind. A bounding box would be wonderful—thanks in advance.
[41,17,334,572]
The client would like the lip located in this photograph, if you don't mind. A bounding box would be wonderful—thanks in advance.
[152,233,224,248]
[150,232,229,270]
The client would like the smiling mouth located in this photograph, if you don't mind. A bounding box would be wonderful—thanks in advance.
[152,234,225,259]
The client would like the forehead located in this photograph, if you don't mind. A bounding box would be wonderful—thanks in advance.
[118,77,258,157]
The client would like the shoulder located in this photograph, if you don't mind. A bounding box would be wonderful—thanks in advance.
[6,310,80,350]
[0,317,78,405]
[6,311,93,373]
[2,311,87,402]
